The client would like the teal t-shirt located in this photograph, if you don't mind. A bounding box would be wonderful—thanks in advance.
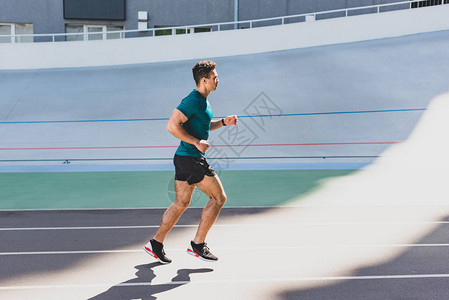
[175,90,213,157]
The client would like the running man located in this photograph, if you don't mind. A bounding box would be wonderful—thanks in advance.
[144,60,237,263]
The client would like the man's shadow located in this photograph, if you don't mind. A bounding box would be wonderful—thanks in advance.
[89,262,213,300]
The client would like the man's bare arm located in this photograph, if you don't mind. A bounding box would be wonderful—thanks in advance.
[166,109,210,153]
[210,115,238,131]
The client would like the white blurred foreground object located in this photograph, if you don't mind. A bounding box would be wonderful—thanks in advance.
[381,91,449,170]
[372,91,449,205]
[290,91,449,208]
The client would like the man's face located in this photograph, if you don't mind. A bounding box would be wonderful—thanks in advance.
[204,69,219,91]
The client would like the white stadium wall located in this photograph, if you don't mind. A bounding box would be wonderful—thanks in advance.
[1,5,449,70]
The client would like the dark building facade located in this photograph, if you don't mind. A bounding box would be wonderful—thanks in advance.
[0,0,443,42]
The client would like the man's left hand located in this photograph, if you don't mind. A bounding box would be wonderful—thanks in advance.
[224,115,238,126]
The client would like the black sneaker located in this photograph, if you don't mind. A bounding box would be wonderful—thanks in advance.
[187,241,218,262]
[144,239,172,264]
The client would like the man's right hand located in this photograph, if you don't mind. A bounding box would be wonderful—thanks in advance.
[195,140,210,153]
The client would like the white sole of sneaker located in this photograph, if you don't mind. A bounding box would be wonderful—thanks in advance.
[186,247,218,262]
[143,245,171,264]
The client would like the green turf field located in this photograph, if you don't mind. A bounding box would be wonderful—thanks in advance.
[0,170,355,210]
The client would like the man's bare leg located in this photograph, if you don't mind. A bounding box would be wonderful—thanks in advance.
[193,175,227,244]
[153,180,195,243]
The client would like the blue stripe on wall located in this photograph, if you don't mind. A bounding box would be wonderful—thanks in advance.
[0,108,425,125]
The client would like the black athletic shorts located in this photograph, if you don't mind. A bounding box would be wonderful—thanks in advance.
[173,154,216,185]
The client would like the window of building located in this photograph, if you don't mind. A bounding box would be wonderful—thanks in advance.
[63,0,126,21]
[193,27,212,33]
[65,24,124,41]
[154,26,173,36]
[154,26,212,36]
[106,26,123,39]
[411,0,449,8]
[0,23,33,43]
[0,24,11,43]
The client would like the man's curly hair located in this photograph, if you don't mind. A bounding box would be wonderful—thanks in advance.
[192,60,216,86]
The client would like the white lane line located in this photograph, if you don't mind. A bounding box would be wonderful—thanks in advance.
[1,221,449,231]
[2,274,449,290]
[0,225,179,231]
[0,249,141,256]
[0,206,286,212]
[2,204,449,212]
[1,244,449,256]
